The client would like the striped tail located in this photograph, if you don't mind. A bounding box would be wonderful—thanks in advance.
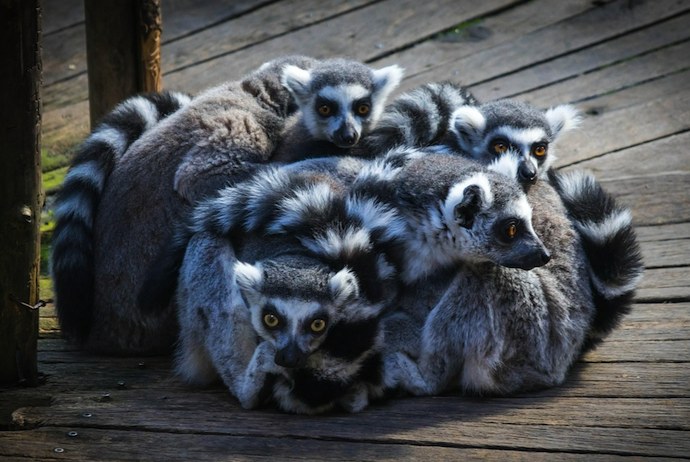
[51,90,191,343]
[361,81,478,155]
[549,169,644,350]
[139,153,417,313]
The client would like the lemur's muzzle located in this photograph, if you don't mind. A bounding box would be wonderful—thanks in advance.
[333,124,359,147]
[518,160,538,184]
[274,341,309,368]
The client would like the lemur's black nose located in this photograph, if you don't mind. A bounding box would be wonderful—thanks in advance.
[518,162,538,184]
[334,126,359,147]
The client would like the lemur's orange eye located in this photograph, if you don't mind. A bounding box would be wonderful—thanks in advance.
[505,222,518,239]
[492,141,509,155]
[310,319,326,333]
[356,103,370,116]
[263,313,280,329]
[318,105,332,116]
[532,144,548,157]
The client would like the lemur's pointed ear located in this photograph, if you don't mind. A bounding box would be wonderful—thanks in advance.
[372,65,404,95]
[329,267,360,305]
[450,105,486,151]
[281,65,313,101]
[453,185,483,229]
[445,174,493,229]
[234,261,264,295]
[544,104,581,138]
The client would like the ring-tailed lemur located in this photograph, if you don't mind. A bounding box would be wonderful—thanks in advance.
[51,55,403,354]
[168,191,395,414]
[549,169,644,350]
[382,158,597,396]
[146,146,555,412]
[51,90,192,342]
[364,82,642,349]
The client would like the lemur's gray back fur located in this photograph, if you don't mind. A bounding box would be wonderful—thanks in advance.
[384,177,596,396]
[51,90,191,343]
[166,174,399,413]
[364,82,642,349]
[61,56,317,354]
[53,55,403,354]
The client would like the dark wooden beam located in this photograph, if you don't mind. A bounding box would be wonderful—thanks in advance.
[0,0,42,386]
[84,0,162,127]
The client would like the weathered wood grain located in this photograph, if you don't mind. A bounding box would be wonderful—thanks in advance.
[374,0,600,80]
[161,0,376,72]
[636,222,690,243]
[10,391,689,457]
[555,88,690,167]
[474,13,690,103]
[636,266,690,302]
[39,0,518,162]
[524,42,690,109]
[42,0,275,86]
[399,0,690,91]
[562,130,690,180]
[640,238,690,268]
[43,0,83,35]
[2,426,678,462]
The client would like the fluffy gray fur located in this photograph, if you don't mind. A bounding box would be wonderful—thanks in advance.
[72,56,316,353]
[383,176,595,396]
[54,55,403,354]
[173,227,392,414]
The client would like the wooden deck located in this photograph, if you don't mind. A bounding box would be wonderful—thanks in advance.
[2,0,690,459]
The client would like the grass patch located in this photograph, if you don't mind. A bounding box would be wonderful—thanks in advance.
[43,166,68,194]
[434,18,489,43]
[41,147,73,173]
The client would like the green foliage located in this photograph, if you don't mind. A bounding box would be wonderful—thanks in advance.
[43,166,68,194]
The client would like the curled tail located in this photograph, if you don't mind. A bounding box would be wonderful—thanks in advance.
[550,169,644,350]
[139,155,415,312]
[51,90,191,343]
[360,81,478,155]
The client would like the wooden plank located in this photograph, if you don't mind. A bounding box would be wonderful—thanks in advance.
[162,0,376,72]
[400,0,690,91]
[636,266,690,302]
[523,40,690,109]
[374,0,601,80]
[583,339,690,363]
[0,0,42,386]
[43,0,83,35]
[636,222,690,243]
[473,13,690,103]
[590,172,690,227]
[640,237,690,268]
[41,0,368,87]
[84,0,164,125]
[40,0,518,163]
[1,426,677,462]
[623,302,690,323]
[562,130,690,181]
[555,362,690,398]
[162,0,519,91]
[10,393,690,457]
[43,0,515,110]
[555,89,690,167]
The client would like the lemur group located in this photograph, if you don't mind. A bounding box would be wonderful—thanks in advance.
[52,56,644,414]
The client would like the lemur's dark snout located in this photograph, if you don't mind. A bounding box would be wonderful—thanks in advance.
[518,162,538,184]
[334,126,359,147]
[275,341,308,368]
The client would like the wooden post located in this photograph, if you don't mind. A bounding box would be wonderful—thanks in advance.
[84,0,162,127]
[0,0,42,386]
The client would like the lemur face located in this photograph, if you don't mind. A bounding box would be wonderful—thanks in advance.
[234,259,360,368]
[450,100,581,185]
[443,171,550,270]
[281,60,404,148]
